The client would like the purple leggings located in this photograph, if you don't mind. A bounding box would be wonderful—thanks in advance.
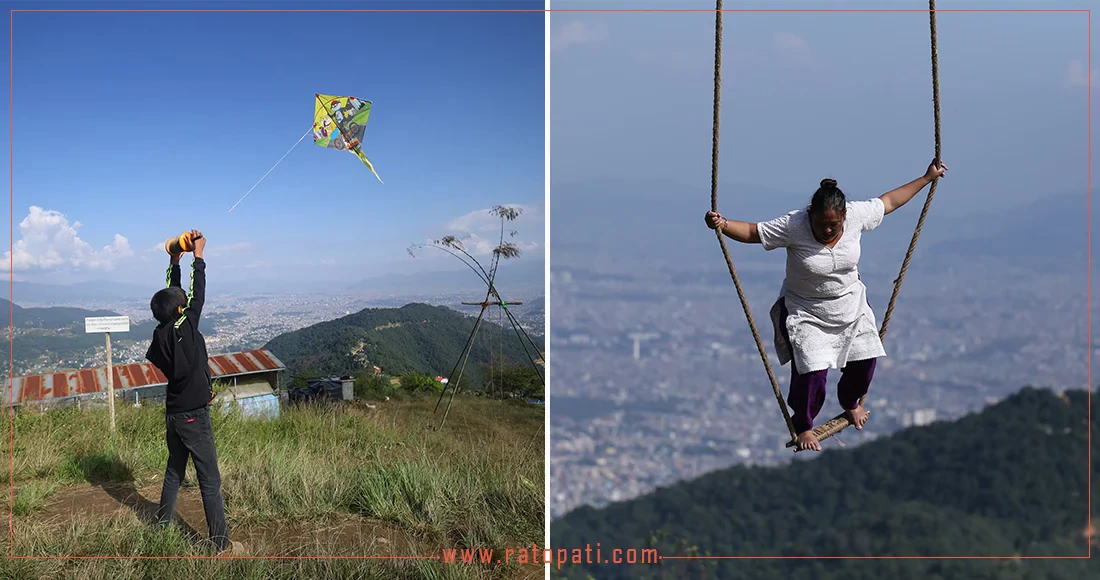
[778,298,877,435]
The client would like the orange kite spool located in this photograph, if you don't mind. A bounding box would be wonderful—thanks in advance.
[165,232,194,255]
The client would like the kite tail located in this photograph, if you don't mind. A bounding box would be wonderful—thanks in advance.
[354,149,384,184]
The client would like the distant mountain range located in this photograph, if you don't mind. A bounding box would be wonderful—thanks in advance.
[549,387,1095,580]
[551,179,1093,275]
[923,191,1090,266]
[263,302,544,387]
[5,259,545,305]
[8,294,543,392]
[6,296,228,375]
[2,298,212,335]
[7,281,154,304]
[0,298,120,329]
[5,299,158,374]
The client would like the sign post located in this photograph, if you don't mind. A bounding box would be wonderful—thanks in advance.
[85,316,131,431]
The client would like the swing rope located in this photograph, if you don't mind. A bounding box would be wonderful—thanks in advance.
[709,0,944,450]
[879,0,942,342]
[709,0,797,442]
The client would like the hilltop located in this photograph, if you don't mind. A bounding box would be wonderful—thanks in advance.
[550,387,1095,580]
[1,298,216,336]
[264,302,543,387]
[5,298,224,376]
[5,299,157,375]
[0,298,122,329]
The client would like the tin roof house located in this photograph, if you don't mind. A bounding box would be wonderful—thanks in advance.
[4,348,286,419]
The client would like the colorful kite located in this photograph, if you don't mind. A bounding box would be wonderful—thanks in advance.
[314,93,383,183]
[228,92,383,213]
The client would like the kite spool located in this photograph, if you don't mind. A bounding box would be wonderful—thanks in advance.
[165,232,195,255]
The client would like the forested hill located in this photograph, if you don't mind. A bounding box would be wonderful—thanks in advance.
[264,302,542,383]
[0,298,119,328]
[4,298,164,375]
[550,387,1096,580]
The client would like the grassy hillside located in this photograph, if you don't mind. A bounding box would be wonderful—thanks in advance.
[265,303,543,388]
[550,387,1096,580]
[3,394,544,579]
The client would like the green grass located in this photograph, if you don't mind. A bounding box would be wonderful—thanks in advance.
[2,393,545,580]
[12,480,57,516]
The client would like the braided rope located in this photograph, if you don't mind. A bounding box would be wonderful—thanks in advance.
[877,0,942,342]
[787,0,944,449]
[710,0,797,441]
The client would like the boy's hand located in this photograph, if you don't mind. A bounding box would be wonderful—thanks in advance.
[191,229,206,259]
[169,252,182,265]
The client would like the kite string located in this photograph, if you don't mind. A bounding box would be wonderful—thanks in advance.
[228,126,314,213]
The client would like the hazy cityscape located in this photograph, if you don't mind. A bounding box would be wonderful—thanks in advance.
[11,289,545,377]
[547,251,1090,519]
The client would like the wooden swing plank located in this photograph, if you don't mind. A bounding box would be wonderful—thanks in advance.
[784,408,869,452]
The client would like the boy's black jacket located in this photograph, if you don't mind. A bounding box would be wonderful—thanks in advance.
[146,258,213,414]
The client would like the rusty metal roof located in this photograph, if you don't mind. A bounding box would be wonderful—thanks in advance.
[4,349,286,406]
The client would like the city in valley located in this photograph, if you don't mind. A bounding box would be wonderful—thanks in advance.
[548,251,1089,520]
[11,290,544,378]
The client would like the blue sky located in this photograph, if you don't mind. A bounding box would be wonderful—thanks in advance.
[2,0,545,290]
[550,0,1096,249]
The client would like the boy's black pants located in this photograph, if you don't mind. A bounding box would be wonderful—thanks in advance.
[155,405,229,551]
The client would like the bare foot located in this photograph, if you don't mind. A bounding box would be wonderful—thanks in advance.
[796,430,821,452]
[847,405,870,430]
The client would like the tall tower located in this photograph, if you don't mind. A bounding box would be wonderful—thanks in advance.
[627,332,658,362]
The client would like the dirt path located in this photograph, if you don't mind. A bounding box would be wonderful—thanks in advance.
[37,483,423,556]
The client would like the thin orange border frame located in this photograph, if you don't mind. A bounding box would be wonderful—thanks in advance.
[4,3,1093,566]
[5,5,548,563]
[541,5,1092,565]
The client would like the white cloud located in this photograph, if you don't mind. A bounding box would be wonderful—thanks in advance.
[100,234,134,260]
[551,20,602,53]
[1068,59,1096,88]
[774,32,813,67]
[427,204,543,258]
[3,207,133,272]
[431,234,540,258]
[446,204,543,234]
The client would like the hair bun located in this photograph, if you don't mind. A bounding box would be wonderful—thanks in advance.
[819,178,838,190]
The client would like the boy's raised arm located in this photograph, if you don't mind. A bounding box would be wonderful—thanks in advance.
[184,230,206,322]
[167,253,182,288]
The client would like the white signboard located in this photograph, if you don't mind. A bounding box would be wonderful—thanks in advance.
[85,316,131,333]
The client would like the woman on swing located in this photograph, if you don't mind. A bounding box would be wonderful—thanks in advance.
[705,159,948,451]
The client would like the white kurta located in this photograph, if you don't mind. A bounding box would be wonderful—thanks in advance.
[757,198,888,374]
